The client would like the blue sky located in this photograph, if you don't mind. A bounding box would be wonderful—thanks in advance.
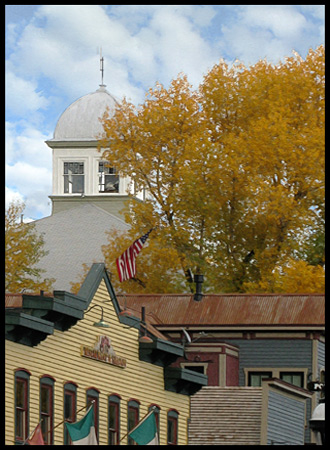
[5,5,325,221]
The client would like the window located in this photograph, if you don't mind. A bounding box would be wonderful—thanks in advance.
[280,372,304,388]
[182,363,206,374]
[64,383,77,444]
[64,162,84,193]
[40,376,55,444]
[167,410,178,445]
[148,404,160,438]
[86,388,99,441]
[98,161,119,193]
[108,395,121,445]
[15,370,30,443]
[127,400,140,445]
[248,372,272,387]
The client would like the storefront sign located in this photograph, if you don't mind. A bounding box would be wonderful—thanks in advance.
[81,335,126,368]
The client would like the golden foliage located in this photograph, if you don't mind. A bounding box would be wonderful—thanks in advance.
[243,259,325,293]
[97,47,324,293]
[5,201,55,293]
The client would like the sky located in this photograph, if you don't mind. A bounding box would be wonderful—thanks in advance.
[5,4,325,221]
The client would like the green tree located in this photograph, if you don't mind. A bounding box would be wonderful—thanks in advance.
[5,201,54,293]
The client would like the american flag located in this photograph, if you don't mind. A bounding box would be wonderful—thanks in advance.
[116,230,152,282]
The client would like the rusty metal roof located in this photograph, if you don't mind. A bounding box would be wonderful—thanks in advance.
[5,293,53,308]
[6,293,324,327]
[116,293,324,327]
[5,294,24,308]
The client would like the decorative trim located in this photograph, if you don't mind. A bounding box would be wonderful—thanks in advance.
[6,311,54,346]
[139,337,184,367]
[164,367,207,396]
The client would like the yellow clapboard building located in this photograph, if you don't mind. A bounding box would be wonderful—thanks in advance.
[5,263,207,445]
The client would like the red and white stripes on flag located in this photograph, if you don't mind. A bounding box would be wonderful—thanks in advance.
[116,230,152,282]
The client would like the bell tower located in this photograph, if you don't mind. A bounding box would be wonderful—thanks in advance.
[45,65,138,218]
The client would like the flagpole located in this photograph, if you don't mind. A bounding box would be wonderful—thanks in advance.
[46,400,95,437]
[118,406,156,445]
[22,419,43,445]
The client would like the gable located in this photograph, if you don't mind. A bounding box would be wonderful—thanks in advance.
[5,263,205,396]
[31,205,129,291]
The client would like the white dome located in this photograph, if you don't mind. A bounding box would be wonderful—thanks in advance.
[310,402,325,422]
[53,86,118,141]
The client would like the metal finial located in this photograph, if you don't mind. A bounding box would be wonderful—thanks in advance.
[99,47,105,88]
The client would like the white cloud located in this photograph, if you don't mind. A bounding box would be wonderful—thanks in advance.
[6,162,52,192]
[148,7,216,86]
[241,5,307,39]
[6,121,52,168]
[217,5,323,65]
[5,187,38,223]
[5,186,24,209]
[5,69,49,117]
[299,5,325,21]
[6,120,52,220]
[6,5,218,100]
[6,162,52,220]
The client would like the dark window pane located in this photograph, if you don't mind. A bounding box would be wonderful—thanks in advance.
[167,417,177,445]
[15,375,29,442]
[15,409,26,440]
[280,372,304,388]
[16,381,25,408]
[248,372,272,387]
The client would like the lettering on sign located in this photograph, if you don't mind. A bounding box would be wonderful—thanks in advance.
[81,335,127,368]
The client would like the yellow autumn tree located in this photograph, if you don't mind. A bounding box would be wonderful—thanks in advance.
[5,201,54,293]
[98,46,324,293]
[99,75,211,292]
[199,46,324,291]
[243,259,325,293]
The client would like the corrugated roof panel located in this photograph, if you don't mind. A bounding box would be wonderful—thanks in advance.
[6,292,324,327]
[117,294,324,326]
[5,294,23,308]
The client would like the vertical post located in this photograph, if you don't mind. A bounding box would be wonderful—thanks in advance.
[100,47,104,86]
[193,274,204,302]
[141,306,146,336]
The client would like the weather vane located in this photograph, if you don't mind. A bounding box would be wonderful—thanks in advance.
[99,47,105,87]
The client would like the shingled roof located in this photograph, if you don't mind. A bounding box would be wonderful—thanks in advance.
[31,203,129,291]
[116,293,324,327]
[189,386,263,445]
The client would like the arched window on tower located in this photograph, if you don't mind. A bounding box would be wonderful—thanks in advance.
[64,162,84,194]
[98,161,119,193]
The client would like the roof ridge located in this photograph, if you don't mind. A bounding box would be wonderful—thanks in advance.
[80,202,129,224]
[32,203,130,226]
[117,292,324,297]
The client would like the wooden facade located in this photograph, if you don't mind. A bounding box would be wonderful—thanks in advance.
[5,264,206,445]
